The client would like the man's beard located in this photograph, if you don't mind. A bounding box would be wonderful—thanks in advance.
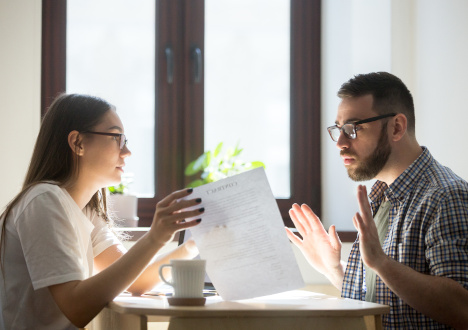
[342,123,391,182]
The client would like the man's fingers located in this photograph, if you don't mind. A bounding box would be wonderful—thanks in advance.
[300,203,327,234]
[352,213,361,232]
[291,204,314,234]
[328,225,342,250]
[289,207,308,237]
[356,185,373,221]
[285,227,303,247]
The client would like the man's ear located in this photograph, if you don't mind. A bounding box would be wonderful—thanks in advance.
[68,131,84,156]
[391,113,407,142]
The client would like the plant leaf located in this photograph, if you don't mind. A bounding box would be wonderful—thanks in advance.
[251,161,265,168]
[233,142,243,157]
[184,159,198,176]
[188,152,206,175]
[214,142,223,157]
[206,172,218,182]
[244,161,265,170]
[108,183,125,194]
[184,142,266,187]
[203,151,212,168]
[225,147,234,158]
[187,179,205,188]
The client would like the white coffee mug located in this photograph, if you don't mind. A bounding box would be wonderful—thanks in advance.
[159,259,206,298]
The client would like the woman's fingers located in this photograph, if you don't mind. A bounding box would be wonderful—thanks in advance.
[154,190,202,222]
[151,189,204,239]
[165,197,203,215]
[164,206,205,225]
[176,218,202,230]
[157,188,194,208]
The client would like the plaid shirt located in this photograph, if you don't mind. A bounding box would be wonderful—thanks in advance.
[341,147,468,329]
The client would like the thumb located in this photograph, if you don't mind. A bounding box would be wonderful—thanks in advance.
[352,213,360,232]
[329,225,342,250]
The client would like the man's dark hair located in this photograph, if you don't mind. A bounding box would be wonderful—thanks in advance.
[338,72,415,133]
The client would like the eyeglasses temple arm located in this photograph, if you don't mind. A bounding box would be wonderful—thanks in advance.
[354,113,397,125]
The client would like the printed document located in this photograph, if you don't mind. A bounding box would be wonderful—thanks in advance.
[183,167,304,300]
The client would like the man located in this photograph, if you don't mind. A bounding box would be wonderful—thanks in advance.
[286,72,468,329]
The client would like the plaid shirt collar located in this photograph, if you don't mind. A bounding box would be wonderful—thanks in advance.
[369,146,430,211]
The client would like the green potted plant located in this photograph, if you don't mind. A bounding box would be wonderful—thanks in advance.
[185,142,265,187]
[108,173,139,227]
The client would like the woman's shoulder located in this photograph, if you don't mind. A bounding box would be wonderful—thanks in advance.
[23,182,62,199]
[5,182,66,224]
[15,182,65,212]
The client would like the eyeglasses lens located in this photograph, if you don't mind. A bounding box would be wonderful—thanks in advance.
[120,134,127,149]
[342,124,356,139]
[329,127,340,142]
[328,124,356,142]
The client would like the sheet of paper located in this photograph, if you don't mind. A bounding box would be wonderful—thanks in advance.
[183,167,304,300]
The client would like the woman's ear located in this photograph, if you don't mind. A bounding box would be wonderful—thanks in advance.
[391,113,408,142]
[68,131,84,156]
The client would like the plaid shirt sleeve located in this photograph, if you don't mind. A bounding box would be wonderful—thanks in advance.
[425,185,468,290]
[341,239,365,300]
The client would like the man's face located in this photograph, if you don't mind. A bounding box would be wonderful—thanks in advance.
[334,95,392,182]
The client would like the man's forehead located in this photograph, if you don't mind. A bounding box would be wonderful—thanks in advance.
[335,95,376,124]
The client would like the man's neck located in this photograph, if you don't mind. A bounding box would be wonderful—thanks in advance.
[376,142,423,186]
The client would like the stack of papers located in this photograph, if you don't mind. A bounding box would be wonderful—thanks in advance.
[183,167,304,300]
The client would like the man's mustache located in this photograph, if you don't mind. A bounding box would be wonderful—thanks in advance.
[340,150,357,157]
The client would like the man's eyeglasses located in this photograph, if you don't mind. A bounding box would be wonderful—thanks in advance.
[327,113,397,142]
[81,131,128,149]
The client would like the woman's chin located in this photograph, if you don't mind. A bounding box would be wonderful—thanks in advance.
[106,176,122,188]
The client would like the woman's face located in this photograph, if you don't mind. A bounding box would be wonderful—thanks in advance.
[79,110,131,188]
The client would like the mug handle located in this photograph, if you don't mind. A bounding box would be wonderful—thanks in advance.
[159,264,174,286]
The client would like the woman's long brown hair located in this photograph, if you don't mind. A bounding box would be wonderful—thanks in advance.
[0,94,116,270]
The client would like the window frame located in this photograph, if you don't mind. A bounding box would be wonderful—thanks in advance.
[41,0,323,229]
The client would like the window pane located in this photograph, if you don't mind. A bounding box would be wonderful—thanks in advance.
[205,0,291,198]
[67,0,155,197]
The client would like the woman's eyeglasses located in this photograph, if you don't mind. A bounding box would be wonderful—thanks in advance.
[81,131,128,149]
[327,113,397,142]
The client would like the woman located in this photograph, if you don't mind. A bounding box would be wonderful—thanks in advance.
[0,94,203,329]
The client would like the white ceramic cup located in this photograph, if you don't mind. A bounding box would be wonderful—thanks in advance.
[159,259,206,298]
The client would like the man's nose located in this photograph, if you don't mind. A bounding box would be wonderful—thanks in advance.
[336,130,350,150]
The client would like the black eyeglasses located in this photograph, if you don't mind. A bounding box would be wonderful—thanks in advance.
[81,131,128,149]
[327,113,397,142]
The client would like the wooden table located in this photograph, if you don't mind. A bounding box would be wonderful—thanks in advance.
[89,290,389,330]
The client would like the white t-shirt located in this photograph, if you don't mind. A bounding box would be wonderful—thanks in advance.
[0,183,120,330]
